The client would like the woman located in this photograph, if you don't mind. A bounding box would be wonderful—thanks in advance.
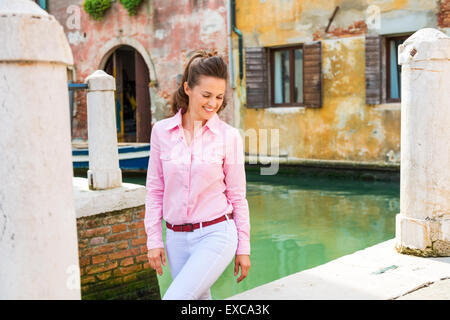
[144,50,251,300]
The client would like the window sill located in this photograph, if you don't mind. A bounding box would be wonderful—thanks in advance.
[371,102,401,111]
[265,106,306,114]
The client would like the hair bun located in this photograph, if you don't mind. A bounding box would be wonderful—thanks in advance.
[201,49,218,58]
[189,49,218,61]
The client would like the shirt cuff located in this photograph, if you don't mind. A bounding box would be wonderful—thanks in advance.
[236,241,250,255]
[147,239,164,251]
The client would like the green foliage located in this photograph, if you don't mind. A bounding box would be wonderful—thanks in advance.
[119,0,143,16]
[83,0,112,21]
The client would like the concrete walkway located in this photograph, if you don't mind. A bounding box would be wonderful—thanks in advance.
[395,278,450,300]
[227,239,450,300]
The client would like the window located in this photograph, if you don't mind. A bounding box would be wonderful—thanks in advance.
[365,33,413,105]
[385,35,410,102]
[245,42,321,109]
[270,46,304,106]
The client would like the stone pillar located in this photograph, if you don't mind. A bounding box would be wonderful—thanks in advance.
[395,28,450,257]
[85,70,122,190]
[0,0,81,299]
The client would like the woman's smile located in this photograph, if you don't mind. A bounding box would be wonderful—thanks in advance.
[202,105,216,113]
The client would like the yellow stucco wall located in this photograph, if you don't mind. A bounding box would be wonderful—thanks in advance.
[242,36,400,162]
[235,0,430,163]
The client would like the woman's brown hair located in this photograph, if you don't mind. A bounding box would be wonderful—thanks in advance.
[171,49,228,115]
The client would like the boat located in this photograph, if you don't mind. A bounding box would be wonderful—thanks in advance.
[72,142,150,171]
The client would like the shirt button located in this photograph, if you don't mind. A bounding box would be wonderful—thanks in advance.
[184,185,188,189]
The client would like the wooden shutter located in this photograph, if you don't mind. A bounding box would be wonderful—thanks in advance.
[245,47,268,108]
[135,51,151,143]
[365,35,382,105]
[303,42,322,108]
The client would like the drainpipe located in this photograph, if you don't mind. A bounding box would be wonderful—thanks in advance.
[231,0,243,81]
[38,0,47,11]
[227,0,235,88]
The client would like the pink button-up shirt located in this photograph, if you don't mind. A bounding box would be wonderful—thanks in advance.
[144,110,250,255]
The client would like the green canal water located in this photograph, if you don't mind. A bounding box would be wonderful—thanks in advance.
[122,168,400,300]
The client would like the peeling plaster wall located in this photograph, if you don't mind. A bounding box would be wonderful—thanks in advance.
[48,0,232,141]
[238,0,445,163]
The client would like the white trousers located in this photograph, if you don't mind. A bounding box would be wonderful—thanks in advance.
[162,216,238,300]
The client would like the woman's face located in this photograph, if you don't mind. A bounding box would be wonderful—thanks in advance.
[184,75,226,122]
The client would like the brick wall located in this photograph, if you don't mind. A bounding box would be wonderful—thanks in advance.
[438,0,450,28]
[76,205,160,300]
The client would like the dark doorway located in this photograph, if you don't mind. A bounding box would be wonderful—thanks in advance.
[104,45,151,143]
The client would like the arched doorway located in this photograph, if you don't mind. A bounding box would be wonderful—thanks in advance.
[103,45,152,143]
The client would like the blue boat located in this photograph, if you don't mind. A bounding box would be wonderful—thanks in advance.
[72,142,150,171]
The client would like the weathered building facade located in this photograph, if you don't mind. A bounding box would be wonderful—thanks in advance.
[42,0,450,167]
[237,0,450,167]
[45,0,233,142]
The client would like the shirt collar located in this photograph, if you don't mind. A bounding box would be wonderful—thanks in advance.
[164,109,183,131]
[204,112,221,135]
[164,109,221,135]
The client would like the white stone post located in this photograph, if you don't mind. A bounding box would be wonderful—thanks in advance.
[396,28,450,256]
[85,70,122,190]
[0,0,81,299]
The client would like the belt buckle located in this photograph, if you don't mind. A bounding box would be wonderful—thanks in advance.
[181,223,194,232]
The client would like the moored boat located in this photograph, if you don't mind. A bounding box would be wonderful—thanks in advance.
[72,142,150,171]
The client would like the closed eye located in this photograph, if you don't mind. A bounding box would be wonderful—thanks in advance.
[203,95,223,99]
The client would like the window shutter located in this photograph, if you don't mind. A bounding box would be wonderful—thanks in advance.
[365,35,382,105]
[303,42,322,108]
[245,47,268,108]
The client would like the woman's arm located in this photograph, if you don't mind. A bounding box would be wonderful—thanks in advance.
[223,128,250,256]
[223,128,251,282]
[144,123,165,251]
[144,124,167,275]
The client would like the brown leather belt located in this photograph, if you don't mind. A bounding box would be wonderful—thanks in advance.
[166,214,233,232]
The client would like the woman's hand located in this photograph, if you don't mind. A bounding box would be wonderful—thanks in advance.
[148,248,166,276]
[234,254,251,283]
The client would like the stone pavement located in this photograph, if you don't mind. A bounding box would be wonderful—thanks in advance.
[395,278,450,300]
[227,239,450,300]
